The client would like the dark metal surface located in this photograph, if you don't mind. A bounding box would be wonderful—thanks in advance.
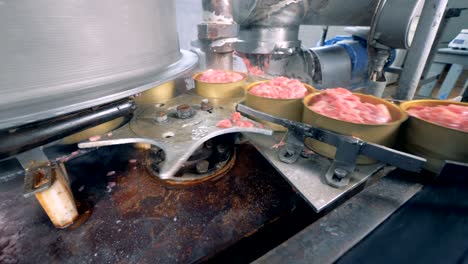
[0,143,302,263]
[254,169,425,264]
[336,162,468,264]
[0,99,135,160]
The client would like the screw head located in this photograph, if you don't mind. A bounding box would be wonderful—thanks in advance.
[333,168,349,180]
[155,111,168,123]
[176,104,195,119]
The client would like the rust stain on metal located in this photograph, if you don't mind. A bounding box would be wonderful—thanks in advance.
[0,144,297,263]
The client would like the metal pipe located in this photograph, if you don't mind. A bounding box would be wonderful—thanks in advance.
[0,99,135,159]
[202,0,234,22]
[198,0,237,69]
[395,0,448,100]
[319,26,329,47]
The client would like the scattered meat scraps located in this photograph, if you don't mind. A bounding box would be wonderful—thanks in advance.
[197,69,244,83]
[216,119,233,128]
[128,159,137,164]
[216,112,260,129]
[231,112,242,122]
[407,104,468,132]
[88,135,101,142]
[249,77,308,99]
[106,171,116,177]
[308,88,392,125]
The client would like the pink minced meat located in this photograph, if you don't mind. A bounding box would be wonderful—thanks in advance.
[216,112,256,128]
[407,104,468,132]
[308,88,392,125]
[249,77,308,99]
[197,69,244,83]
[216,119,233,128]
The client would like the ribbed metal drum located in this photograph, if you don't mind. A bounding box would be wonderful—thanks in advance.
[0,0,198,129]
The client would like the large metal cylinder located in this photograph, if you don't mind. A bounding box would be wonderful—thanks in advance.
[0,0,197,130]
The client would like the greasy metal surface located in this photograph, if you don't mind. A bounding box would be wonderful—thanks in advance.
[245,132,384,212]
[0,144,300,263]
[254,169,424,264]
[79,92,273,180]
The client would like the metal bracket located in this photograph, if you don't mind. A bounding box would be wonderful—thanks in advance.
[23,162,55,198]
[237,104,426,188]
[79,93,273,180]
[325,137,363,188]
[17,148,56,197]
[278,130,304,164]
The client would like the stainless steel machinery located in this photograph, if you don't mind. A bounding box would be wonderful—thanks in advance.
[1,0,464,263]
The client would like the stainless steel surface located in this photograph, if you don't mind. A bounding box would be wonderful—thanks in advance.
[254,172,423,263]
[197,0,237,69]
[245,132,384,212]
[236,27,301,55]
[365,80,386,97]
[79,92,272,180]
[310,45,352,89]
[234,0,308,27]
[370,0,423,49]
[1,49,198,130]
[0,0,198,130]
[202,0,235,22]
[233,0,379,27]
[302,0,379,26]
[366,49,390,97]
[396,0,448,100]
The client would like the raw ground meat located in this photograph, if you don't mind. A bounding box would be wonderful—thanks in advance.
[216,119,233,128]
[308,88,392,125]
[231,112,242,122]
[197,69,244,83]
[249,77,308,99]
[217,112,258,128]
[407,104,468,132]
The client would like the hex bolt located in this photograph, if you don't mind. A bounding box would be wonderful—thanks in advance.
[216,144,227,154]
[155,111,168,123]
[196,160,210,174]
[176,104,195,119]
[205,140,213,149]
[200,99,213,111]
[333,168,349,180]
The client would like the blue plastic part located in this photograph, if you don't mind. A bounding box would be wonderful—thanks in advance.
[322,35,396,89]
